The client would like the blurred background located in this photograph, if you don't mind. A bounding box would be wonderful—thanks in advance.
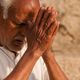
[41,0,80,80]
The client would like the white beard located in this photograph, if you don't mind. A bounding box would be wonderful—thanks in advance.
[0,0,14,19]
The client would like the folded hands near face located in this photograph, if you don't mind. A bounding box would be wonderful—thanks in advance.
[26,6,59,55]
[0,0,59,55]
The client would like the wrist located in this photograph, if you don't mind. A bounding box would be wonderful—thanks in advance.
[26,47,43,59]
[42,49,52,57]
[42,49,55,61]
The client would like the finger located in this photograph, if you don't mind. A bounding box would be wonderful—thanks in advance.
[40,21,55,41]
[35,7,46,27]
[52,21,60,36]
[39,7,51,30]
[38,7,52,37]
[32,7,46,33]
[43,7,57,31]
[46,20,57,37]
[39,21,58,47]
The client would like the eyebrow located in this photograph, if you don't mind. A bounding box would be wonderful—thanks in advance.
[11,11,36,25]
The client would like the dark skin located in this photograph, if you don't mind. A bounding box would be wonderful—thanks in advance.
[0,0,40,52]
[0,0,68,80]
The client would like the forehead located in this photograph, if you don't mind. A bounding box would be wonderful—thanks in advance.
[8,0,40,23]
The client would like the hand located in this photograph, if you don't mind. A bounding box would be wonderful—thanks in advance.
[26,6,59,56]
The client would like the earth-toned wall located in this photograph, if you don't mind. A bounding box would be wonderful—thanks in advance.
[41,0,80,80]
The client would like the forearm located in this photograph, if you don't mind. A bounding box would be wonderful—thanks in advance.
[4,49,41,80]
[42,50,68,80]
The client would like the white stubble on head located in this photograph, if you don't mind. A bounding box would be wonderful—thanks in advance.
[0,0,14,19]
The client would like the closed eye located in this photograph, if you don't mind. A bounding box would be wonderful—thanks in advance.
[11,19,27,27]
[11,17,33,28]
[18,22,26,26]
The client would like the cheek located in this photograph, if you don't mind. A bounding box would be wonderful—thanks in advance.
[4,27,18,42]
[4,31,14,44]
[0,30,12,46]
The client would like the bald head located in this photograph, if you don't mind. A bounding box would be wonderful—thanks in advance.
[0,0,40,20]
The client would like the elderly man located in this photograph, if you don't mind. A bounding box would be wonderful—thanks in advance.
[0,0,68,80]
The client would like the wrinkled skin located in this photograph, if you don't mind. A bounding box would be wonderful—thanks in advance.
[0,0,59,54]
[0,1,68,80]
[26,7,59,55]
[0,0,40,52]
